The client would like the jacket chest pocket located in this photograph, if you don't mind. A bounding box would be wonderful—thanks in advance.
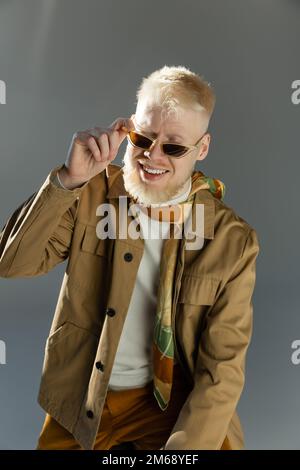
[175,276,220,366]
[69,224,112,293]
[80,224,111,258]
[178,275,219,306]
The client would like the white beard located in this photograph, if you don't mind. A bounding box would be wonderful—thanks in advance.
[121,146,191,207]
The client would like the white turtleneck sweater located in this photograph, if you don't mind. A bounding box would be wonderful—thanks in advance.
[51,169,191,390]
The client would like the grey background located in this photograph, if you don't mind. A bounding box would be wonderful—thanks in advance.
[0,0,299,449]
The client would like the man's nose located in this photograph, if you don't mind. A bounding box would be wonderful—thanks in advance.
[144,140,163,160]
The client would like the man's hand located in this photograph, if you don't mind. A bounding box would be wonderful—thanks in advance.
[58,115,135,189]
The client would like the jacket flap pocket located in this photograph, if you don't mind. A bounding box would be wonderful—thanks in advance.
[81,224,107,257]
[178,275,219,305]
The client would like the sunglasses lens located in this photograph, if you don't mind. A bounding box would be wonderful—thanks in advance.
[128,131,189,158]
[163,144,189,157]
[128,131,152,149]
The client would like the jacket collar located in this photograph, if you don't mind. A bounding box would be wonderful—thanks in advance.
[105,165,220,240]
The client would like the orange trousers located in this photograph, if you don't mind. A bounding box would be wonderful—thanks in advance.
[36,364,231,450]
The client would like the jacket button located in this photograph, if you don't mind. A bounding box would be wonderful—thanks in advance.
[95,361,105,371]
[86,410,94,419]
[124,252,133,262]
[105,307,116,317]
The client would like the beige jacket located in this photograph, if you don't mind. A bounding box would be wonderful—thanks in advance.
[0,163,259,450]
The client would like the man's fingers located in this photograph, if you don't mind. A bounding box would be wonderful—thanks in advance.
[97,133,110,161]
[108,130,121,160]
[110,116,135,133]
[86,136,101,160]
[74,116,135,163]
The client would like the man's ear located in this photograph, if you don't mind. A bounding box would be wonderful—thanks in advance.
[196,133,211,161]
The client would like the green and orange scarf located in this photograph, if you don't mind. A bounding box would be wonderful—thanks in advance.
[151,170,226,410]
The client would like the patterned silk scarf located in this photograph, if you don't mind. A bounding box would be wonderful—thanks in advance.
[150,170,226,410]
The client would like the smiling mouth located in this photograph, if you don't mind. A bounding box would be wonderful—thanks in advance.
[137,161,170,175]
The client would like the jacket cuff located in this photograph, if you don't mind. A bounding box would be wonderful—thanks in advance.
[47,164,89,199]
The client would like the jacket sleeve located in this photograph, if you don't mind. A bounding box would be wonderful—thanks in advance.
[164,227,260,450]
[0,164,89,278]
